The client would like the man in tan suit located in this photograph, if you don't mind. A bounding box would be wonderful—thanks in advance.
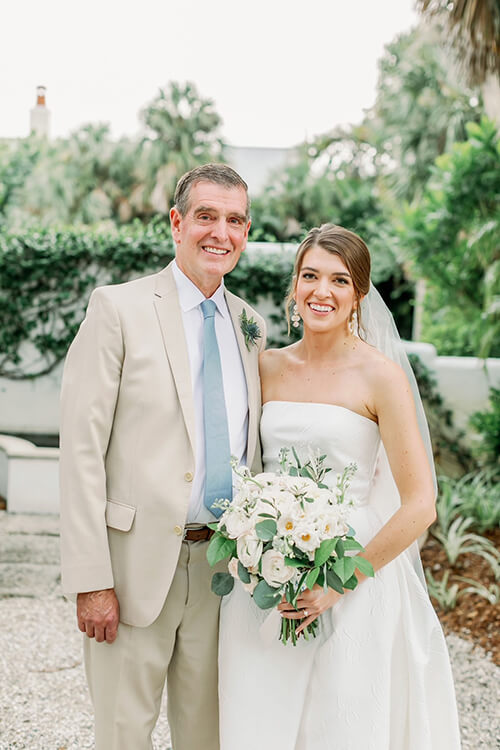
[59,163,266,750]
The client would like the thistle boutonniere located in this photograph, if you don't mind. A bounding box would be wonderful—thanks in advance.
[239,308,261,351]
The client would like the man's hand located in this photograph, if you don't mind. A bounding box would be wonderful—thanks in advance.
[77,588,120,644]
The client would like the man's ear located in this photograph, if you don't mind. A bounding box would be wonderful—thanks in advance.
[243,219,251,245]
[170,206,181,243]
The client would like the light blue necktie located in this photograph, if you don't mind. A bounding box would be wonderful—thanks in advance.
[201,299,233,518]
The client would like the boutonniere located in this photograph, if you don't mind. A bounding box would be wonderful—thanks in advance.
[239,308,261,351]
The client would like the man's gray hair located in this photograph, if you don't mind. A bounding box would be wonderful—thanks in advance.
[173,163,250,220]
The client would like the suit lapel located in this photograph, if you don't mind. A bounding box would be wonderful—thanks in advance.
[153,263,196,456]
[225,291,261,469]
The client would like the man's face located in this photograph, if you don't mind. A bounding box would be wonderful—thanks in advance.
[170,180,251,297]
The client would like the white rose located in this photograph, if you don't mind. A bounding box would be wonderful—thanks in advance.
[261,550,295,586]
[237,534,263,569]
[274,490,297,514]
[223,507,254,539]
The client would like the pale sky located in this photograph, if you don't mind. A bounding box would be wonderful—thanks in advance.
[0,0,419,147]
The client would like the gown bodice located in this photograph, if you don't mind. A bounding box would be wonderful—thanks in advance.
[261,401,381,507]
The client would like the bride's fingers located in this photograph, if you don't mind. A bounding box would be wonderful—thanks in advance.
[296,613,318,635]
[295,596,321,610]
[281,607,315,620]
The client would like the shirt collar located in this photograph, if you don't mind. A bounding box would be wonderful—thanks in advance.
[172,260,228,317]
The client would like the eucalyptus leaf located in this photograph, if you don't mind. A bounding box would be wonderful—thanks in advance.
[255,519,277,541]
[211,572,234,596]
[253,580,282,610]
[238,561,251,583]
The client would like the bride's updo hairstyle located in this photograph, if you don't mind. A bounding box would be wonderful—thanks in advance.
[286,223,371,335]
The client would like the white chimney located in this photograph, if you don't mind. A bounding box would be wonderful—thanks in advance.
[30,85,50,138]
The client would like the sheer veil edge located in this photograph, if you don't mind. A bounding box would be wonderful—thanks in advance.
[360,283,435,586]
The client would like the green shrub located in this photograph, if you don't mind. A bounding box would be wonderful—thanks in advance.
[0,220,175,378]
[469,388,500,471]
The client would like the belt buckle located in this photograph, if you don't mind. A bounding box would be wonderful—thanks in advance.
[183,524,204,541]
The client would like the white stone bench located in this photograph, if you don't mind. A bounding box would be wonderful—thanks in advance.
[0,435,59,513]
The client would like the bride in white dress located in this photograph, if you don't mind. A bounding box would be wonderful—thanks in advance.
[218,224,461,749]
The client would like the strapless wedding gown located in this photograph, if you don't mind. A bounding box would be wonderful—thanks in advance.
[218,401,461,750]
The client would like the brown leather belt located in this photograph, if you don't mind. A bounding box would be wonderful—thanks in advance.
[183,526,215,542]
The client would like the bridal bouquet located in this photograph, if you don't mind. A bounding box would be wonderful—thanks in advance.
[207,448,374,645]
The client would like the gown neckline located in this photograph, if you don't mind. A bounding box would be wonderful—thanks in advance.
[262,400,379,428]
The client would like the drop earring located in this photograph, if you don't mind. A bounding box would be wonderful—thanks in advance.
[349,309,358,336]
[291,303,301,328]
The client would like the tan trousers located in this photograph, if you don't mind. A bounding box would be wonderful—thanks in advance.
[84,540,223,750]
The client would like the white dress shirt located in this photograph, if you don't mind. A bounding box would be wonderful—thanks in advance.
[172,260,249,523]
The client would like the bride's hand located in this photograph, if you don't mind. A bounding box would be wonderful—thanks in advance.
[278,584,343,635]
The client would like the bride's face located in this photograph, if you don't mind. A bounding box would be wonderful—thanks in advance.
[294,246,357,333]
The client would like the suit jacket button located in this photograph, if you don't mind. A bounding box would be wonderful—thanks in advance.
[174,525,183,536]
[184,471,193,482]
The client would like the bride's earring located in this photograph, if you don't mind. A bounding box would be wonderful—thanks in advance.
[291,303,301,328]
[349,309,358,336]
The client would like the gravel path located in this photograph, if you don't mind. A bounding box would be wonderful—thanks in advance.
[0,512,498,749]
[0,598,169,749]
[0,597,498,749]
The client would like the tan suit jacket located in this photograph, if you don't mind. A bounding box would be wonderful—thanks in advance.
[59,262,266,627]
